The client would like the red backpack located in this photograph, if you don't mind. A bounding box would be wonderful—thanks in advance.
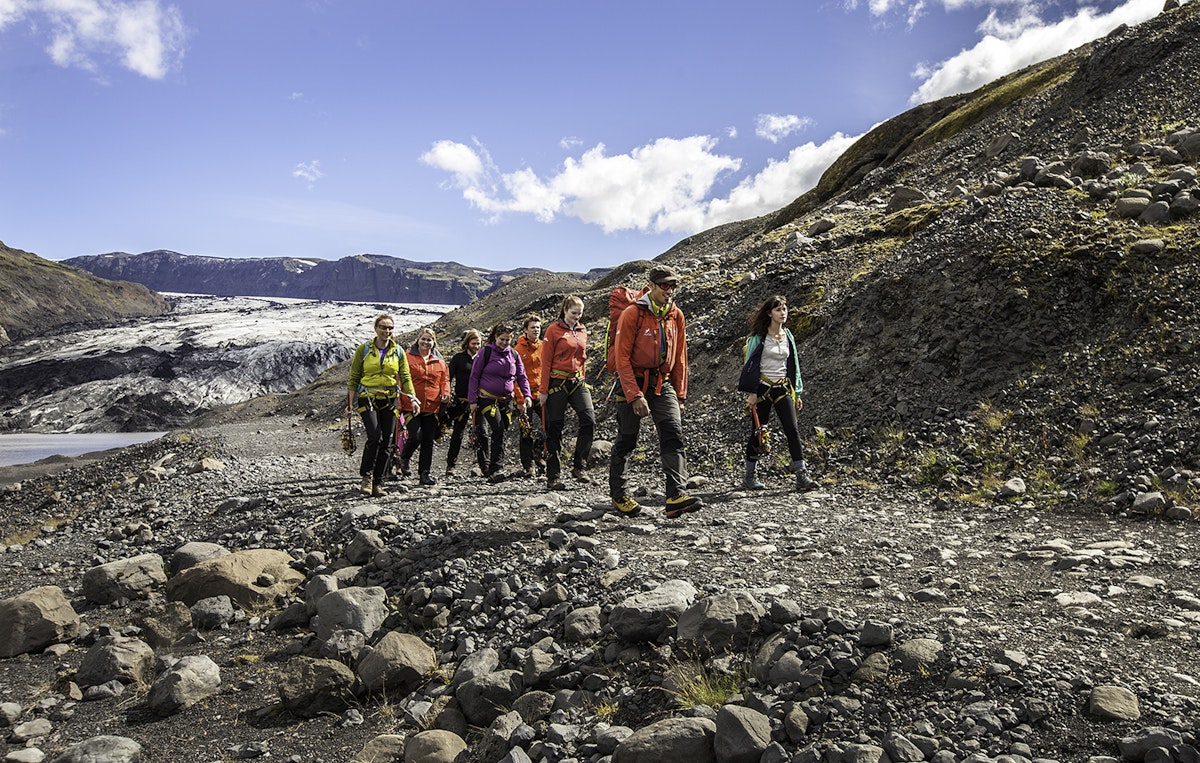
[604,286,650,374]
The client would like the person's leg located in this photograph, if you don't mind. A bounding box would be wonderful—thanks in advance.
[648,384,687,499]
[744,392,772,489]
[359,404,381,478]
[474,412,490,474]
[608,400,642,500]
[775,394,816,490]
[543,386,568,484]
[570,384,596,476]
[417,414,436,477]
[446,413,466,472]
[372,404,397,488]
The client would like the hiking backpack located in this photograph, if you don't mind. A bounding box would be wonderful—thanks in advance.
[603,285,650,374]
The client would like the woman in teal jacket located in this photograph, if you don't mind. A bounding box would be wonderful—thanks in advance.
[737,295,816,491]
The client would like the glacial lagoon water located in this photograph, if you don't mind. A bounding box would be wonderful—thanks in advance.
[0,432,165,467]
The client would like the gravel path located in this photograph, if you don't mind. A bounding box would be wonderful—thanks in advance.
[1,416,1198,762]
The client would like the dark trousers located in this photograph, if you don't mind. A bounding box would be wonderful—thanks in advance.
[475,399,513,476]
[519,401,545,470]
[401,412,439,476]
[358,397,397,486]
[445,402,469,470]
[745,384,805,463]
[544,378,595,480]
[608,380,687,500]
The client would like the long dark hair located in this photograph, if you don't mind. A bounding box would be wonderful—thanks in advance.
[486,322,515,345]
[749,295,787,338]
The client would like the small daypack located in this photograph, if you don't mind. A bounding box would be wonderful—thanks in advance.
[603,286,650,374]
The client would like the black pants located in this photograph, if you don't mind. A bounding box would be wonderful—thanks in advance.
[544,378,595,480]
[745,384,804,463]
[358,396,397,486]
[445,400,470,470]
[519,401,545,471]
[475,399,513,476]
[401,412,439,476]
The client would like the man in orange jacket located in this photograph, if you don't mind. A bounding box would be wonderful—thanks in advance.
[608,265,702,519]
[513,315,546,478]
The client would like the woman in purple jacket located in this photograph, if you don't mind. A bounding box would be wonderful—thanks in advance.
[468,322,532,483]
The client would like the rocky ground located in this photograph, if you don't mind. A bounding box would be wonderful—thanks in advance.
[1,413,1197,763]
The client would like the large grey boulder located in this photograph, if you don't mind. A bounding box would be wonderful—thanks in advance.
[75,636,155,689]
[146,655,222,716]
[0,586,80,658]
[82,553,166,604]
[613,716,717,763]
[344,529,386,565]
[677,591,764,653]
[168,541,229,574]
[403,729,467,763]
[456,669,524,727]
[314,586,389,640]
[278,657,357,718]
[355,631,437,695]
[609,579,697,643]
[49,735,143,762]
[166,548,304,608]
[714,704,771,763]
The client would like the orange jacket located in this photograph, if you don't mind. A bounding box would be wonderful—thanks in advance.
[612,295,688,401]
[401,351,450,414]
[539,320,588,396]
[513,334,542,405]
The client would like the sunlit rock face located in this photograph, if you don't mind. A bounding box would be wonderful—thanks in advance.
[0,295,448,433]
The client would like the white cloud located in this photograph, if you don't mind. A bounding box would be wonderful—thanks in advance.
[699,132,863,229]
[44,0,186,79]
[292,160,324,189]
[559,136,582,150]
[755,113,814,143]
[726,126,738,139]
[421,131,862,237]
[909,0,1163,104]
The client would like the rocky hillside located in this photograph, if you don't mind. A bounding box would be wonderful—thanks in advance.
[377,2,1199,509]
[0,242,168,346]
[65,250,608,306]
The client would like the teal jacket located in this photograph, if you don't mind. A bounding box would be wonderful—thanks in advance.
[737,330,803,396]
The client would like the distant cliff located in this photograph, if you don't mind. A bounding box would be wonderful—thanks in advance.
[64,250,605,305]
[0,241,168,346]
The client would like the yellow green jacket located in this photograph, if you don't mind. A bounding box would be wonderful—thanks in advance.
[348,339,416,397]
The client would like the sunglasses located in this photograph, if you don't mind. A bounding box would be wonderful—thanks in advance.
[376,325,394,331]
[655,282,678,291]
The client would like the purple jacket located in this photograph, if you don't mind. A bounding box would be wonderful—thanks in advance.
[467,343,531,404]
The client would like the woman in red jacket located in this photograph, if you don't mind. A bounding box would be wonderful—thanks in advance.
[400,328,451,486]
[539,295,595,491]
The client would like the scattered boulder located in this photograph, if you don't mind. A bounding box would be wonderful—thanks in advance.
[0,586,80,658]
[166,548,304,608]
[81,553,166,604]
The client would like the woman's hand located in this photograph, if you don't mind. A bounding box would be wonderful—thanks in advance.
[747,393,758,407]
[408,394,421,414]
[538,393,548,405]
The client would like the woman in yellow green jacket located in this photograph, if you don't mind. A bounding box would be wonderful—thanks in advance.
[347,313,419,497]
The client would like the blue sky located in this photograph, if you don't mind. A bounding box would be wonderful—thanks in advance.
[0,0,1169,273]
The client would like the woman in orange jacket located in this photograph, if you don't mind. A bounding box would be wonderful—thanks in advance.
[539,295,595,491]
[513,315,546,478]
[400,328,451,486]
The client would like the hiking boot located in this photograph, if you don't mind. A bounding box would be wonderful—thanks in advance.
[400,458,411,477]
[571,467,592,484]
[371,484,387,497]
[611,495,642,517]
[419,473,436,486]
[743,460,765,490]
[792,460,818,492]
[522,466,535,479]
[359,475,373,495]
[488,471,507,484]
[547,478,567,491]
[664,495,703,519]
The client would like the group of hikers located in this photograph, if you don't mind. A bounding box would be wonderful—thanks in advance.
[346,265,817,518]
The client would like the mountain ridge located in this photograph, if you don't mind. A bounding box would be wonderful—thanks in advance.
[64,249,610,305]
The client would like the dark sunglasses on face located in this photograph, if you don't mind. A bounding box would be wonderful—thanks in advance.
[376,325,394,331]
[655,281,678,292]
